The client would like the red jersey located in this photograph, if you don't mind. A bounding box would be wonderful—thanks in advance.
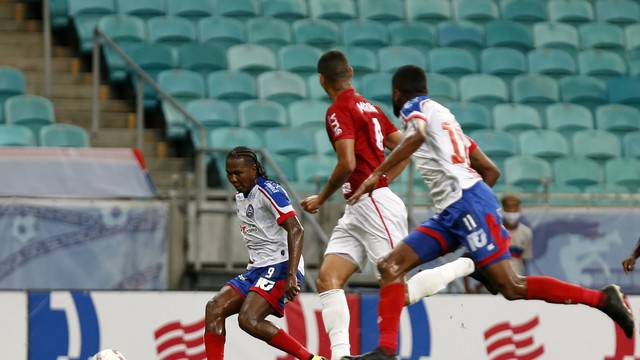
[325,88,399,198]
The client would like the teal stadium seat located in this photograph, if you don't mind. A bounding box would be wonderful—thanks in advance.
[158,70,206,138]
[519,129,569,161]
[178,43,226,76]
[342,20,389,51]
[314,128,333,155]
[485,20,534,52]
[51,0,69,30]
[227,44,277,74]
[309,0,357,22]
[546,103,593,137]
[5,95,55,140]
[505,155,553,190]
[629,50,640,77]
[406,0,451,22]
[500,0,546,23]
[209,127,263,150]
[437,21,484,50]
[128,43,174,108]
[579,23,625,50]
[448,102,492,130]
[429,48,477,76]
[623,131,640,158]
[118,0,165,20]
[98,15,146,82]
[595,0,640,25]
[578,50,627,77]
[167,0,212,21]
[559,75,608,107]
[528,48,577,76]
[572,129,621,160]
[289,100,330,128]
[0,67,25,123]
[257,71,307,105]
[262,0,308,21]
[199,16,246,50]
[427,73,458,102]
[626,24,640,51]
[292,19,339,49]
[186,99,238,145]
[265,127,316,157]
[361,72,393,103]
[278,45,322,77]
[0,125,36,146]
[358,0,405,23]
[512,74,559,104]
[553,157,603,188]
[216,0,259,21]
[494,103,542,132]
[388,22,435,53]
[239,100,288,128]
[341,47,378,75]
[265,154,298,182]
[481,47,527,75]
[296,154,337,183]
[459,74,509,107]
[454,0,499,22]
[307,74,330,101]
[548,0,594,24]
[595,104,640,134]
[378,46,426,73]
[533,22,579,53]
[469,129,518,164]
[607,77,640,105]
[147,16,196,48]
[40,124,90,148]
[247,17,292,52]
[69,0,116,53]
[606,158,640,191]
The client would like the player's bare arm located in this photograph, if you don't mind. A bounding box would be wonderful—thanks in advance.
[300,138,355,213]
[383,130,410,183]
[622,237,640,272]
[281,216,304,300]
[469,147,501,187]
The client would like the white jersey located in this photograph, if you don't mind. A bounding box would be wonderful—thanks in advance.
[235,177,304,272]
[400,96,482,213]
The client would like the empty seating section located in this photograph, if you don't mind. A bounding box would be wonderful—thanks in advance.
[48,0,640,198]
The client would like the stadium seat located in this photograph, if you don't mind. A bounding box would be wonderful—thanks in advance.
[579,23,625,50]
[500,0,546,23]
[505,155,553,190]
[216,0,259,20]
[519,129,569,161]
[429,48,477,76]
[512,74,559,104]
[454,0,499,22]
[209,127,263,150]
[494,103,542,132]
[358,0,405,23]
[69,0,116,53]
[0,67,25,123]
[485,20,534,52]
[528,48,577,76]
[278,45,322,77]
[553,156,603,188]
[296,154,337,183]
[388,22,435,52]
[158,70,206,137]
[378,46,426,73]
[167,0,212,21]
[342,20,389,51]
[239,100,288,128]
[98,15,147,82]
[186,99,238,129]
[199,16,246,50]
[40,124,90,148]
[406,0,451,22]
[459,74,509,107]
[605,158,640,190]
[307,74,330,101]
[548,0,594,24]
[292,19,339,49]
[546,103,594,137]
[426,73,458,102]
[5,95,55,140]
[595,104,640,134]
[257,71,307,105]
[595,0,640,25]
[437,21,484,50]
[178,43,226,76]
[559,75,608,106]
[623,131,640,158]
[127,43,175,108]
[314,128,333,155]
[607,77,640,105]
[309,0,357,22]
[448,102,492,130]
[147,16,196,48]
[481,47,527,75]
[265,127,316,157]
[265,153,298,182]
[629,49,640,77]
[572,129,621,160]
[227,44,277,74]
[626,25,640,51]
[469,129,518,163]
[533,22,579,52]
[578,50,627,77]
[289,100,330,128]
[117,0,165,20]
[262,0,308,21]
[341,47,378,75]
[0,125,36,147]
[51,0,70,30]
[361,72,393,103]
[247,17,292,51]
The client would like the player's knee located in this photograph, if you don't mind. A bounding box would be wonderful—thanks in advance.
[205,298,225,323]
[237,311,259,335]
[316,274,342,293]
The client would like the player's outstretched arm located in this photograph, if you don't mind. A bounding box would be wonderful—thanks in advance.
[622,237,640,273]
[281,216,304,300]
[469,147,501,187]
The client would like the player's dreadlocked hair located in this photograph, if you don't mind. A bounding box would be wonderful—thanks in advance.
[226,146,268,178]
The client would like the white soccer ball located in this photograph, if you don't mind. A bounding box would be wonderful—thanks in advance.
[92,349,127,360]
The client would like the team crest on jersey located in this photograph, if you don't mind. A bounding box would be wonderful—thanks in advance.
[246,204,255,218]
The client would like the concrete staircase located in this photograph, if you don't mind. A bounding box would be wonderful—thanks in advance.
[0,0,189,194]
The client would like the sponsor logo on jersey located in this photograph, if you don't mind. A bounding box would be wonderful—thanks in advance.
[240,223,258,235]
[356,101,378,114]
[329,113,342,136]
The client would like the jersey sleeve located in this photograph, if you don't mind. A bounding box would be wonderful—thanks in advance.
[257,180,297,225]
[326,107,354,142]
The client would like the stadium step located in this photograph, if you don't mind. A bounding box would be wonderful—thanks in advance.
[1,45,74,58]
[53,98,132,113]
[5,56,73,72]
[149,170,188,189]
[0,2,14,19]
[92,128,163,148]
[27,83,103,99]
[0,31,41,45]
[146,157,187,172]
[57,111,131,129]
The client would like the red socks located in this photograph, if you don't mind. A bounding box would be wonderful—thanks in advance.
[204,332,225,360]
[526,276,605,308]
[268,328,313,360]
[378,283,406,355]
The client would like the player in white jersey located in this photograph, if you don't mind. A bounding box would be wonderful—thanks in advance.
[204,147,326,360]
[344,66,634,360]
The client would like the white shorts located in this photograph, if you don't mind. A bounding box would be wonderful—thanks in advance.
[325,187,408,269]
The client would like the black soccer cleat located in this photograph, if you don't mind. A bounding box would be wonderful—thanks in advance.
[462,253,499,295]
[341,348,396,360]
[600,284,635,339]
